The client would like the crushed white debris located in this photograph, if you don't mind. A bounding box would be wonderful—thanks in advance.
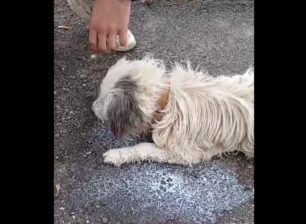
[90,54,97,59]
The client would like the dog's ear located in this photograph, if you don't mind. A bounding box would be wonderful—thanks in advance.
[107,76,144,138]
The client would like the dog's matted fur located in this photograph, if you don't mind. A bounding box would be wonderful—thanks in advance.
[92,56,254,166]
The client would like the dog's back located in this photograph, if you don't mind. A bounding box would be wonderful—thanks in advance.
[152,65,254,163]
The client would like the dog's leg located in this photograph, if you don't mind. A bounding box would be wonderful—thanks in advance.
[103,142,174,166]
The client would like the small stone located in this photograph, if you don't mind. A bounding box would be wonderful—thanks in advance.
[72,215,75,219]
[82,84,87,87]
[102,218,108,223]
[55,184,60,195]
[193,174,199,179]
[57,25,70,30]
[55,156,59,160]
[244,186,252,191]
[59,207,65,210]
[159,186,166,192]
[90,54,97,59]
[86,220,90,223]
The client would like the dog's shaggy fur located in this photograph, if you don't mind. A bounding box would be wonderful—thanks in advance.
[92,57,254,166]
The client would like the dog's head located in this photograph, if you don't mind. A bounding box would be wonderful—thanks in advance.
[92,56,167,138]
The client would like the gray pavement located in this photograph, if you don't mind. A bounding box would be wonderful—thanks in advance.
[54,0,254,223]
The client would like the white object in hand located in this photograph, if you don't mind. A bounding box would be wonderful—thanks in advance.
[115,29,136,51]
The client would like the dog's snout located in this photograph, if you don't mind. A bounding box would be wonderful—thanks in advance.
[92,99,106,122]
[92,100,102,117]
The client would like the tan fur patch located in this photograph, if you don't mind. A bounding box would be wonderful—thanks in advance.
[153,88,170,122]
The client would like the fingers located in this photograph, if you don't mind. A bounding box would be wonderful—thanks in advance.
[118,28,128,47]
[89,28,120,53]
[107,28,117,50]
[98,32,108,52]
[89,29,98,52]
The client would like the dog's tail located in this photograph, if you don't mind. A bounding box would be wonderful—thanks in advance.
[240,66,254,87]
[243,66,254,77]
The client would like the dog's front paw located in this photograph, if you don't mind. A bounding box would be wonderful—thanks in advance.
[103,149,125,166]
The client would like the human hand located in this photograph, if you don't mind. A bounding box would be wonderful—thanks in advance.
[89,0,131,53]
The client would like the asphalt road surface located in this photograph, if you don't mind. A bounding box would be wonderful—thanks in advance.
[54,0,254,223]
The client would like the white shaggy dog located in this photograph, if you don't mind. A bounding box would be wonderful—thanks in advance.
[92,57,254,166]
